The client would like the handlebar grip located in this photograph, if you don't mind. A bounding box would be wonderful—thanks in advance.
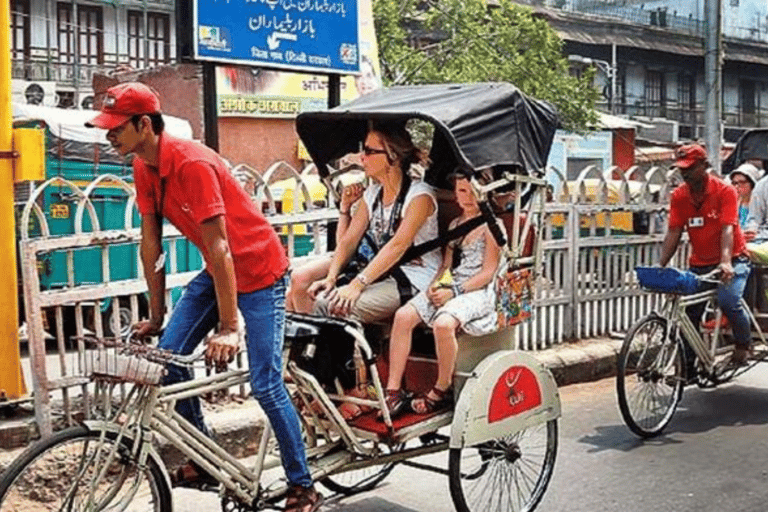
[480,202,506,248]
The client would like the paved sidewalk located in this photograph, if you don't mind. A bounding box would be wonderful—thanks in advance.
[0,337,624,459]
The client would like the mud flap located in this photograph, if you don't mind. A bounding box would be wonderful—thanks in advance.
[449,350,561,449]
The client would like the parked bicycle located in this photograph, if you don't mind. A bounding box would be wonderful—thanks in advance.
[616,266,768,438]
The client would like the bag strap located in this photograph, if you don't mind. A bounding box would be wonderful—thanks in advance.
[400,214,487,265]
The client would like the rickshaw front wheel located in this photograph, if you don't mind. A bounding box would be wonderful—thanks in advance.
[448,418,558,512]
[320,443,402,496]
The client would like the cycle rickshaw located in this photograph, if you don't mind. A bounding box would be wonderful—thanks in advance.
[617,130,768,438]
[0,82,561,512]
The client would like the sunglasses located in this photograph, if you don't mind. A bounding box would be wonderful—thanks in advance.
[362,145,388,156]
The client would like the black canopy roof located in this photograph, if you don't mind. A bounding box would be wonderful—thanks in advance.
[296,82,559,189]
[722,129,768,175]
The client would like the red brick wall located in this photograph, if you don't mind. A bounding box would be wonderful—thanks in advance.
[92,65,205,141]
[613,128,636,172]
[218,117,302,173]
[92,65,301,174]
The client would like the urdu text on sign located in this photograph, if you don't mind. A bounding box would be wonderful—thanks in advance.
[194,0,361,74]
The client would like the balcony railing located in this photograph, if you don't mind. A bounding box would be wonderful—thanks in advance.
[559,2,768,43]
[12,58,115,87]
[602,101,768,130]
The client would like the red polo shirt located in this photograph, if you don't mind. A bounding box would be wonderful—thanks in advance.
[668,172,747,267]
[134,133,288,293]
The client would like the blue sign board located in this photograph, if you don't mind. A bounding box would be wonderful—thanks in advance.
[194,0,360,74]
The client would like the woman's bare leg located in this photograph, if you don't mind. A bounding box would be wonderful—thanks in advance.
[286,257,332,313]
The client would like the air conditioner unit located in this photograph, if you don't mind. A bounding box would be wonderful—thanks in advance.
[634,117,679,144]
[11,79,58,107]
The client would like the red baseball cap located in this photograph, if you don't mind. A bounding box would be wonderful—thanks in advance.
[674,144,708,170]
[86,82,161,130]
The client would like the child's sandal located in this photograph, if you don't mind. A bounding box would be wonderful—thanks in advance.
[411,386,454,415]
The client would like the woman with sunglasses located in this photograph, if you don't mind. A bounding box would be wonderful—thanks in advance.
[298,121,441,325]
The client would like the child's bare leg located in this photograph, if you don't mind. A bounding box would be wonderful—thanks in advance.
[387,304,421,391]
[432,314,460,391]
[287,257,331,313]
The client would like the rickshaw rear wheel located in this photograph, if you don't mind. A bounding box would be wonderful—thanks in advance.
[616,314,684,438]
[448,419,557,512]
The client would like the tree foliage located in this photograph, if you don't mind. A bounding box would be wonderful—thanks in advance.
[373,0,600,132]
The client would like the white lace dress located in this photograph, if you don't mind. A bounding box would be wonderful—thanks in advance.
[409,235,499,336]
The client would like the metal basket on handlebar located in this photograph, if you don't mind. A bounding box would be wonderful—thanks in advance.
[635,267,701,295]
[83,337,169,386]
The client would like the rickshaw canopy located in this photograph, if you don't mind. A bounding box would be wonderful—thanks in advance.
[722,128,768,174]
[296,82,559,189]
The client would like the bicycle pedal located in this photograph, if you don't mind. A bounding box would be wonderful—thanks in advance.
[197,482,220,493]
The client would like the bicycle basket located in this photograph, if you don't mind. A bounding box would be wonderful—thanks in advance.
[85,340,167,386]
[635,267,701,294]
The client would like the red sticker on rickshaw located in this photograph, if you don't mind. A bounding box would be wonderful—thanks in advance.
[488,366,542,423]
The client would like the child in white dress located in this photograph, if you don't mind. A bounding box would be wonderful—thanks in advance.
[382,175,504,418]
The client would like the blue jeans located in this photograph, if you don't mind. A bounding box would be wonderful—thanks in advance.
[688,259,752,349]
[159,271,312,487]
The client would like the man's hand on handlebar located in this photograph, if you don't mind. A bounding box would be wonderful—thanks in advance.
[205,331,239,371]
[132,319,163,341]
[718,261,734,283]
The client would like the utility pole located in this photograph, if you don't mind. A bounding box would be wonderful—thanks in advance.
[704,0,722,171]
[1,0,28,401]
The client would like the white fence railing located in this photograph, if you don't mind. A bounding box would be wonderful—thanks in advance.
[17,161,687,437]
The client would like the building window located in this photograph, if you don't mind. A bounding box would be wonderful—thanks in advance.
[645,70,665,118]
[57,3,104,65]
[10,0,30,74]
[127,11,171,69]
[677,73,695,124]
[740,79,756,126]
[615,66,626,114]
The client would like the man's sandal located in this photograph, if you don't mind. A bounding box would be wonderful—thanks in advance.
[285,484,324,512]
[171,460,218,490]
[411,386,454,415]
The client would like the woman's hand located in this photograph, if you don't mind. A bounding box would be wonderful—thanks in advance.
[427,286,454,308]
[205,331,239,371]
[308,276,336,299]
[329,280,365,317]
[340,183,364,211]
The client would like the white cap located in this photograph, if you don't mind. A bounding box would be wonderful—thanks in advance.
[731,162,761,187]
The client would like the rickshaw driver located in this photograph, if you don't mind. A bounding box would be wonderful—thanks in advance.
[85,82,323,512]
[659,144,752,368]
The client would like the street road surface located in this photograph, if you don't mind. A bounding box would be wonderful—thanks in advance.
[174,365,768,512]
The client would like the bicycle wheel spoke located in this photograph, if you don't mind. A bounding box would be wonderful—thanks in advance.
[618,315,684,437]
[0,427,168,512]
[450,420,557,512]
